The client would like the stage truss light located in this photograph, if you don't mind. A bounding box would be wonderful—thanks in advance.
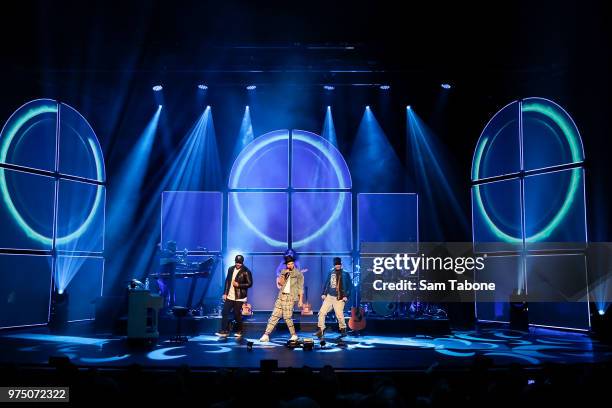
[198,84,208,90]
[441,83,452,89]
[246,85,257,91]
[152,85,163,92]
[323,85,335,91]
[380,85,391,90]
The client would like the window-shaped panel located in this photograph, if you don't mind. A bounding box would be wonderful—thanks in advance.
[56,180,105,253]
[291,130,351,189]
[228,130,289,189]
[472,179,523,253]
[58,103,106,182]
[524,168,586,250]
[0,168,55,250]
[472,101,520,181]
[0,99,57,172]
[0,254,53,328]
[358,193,418,254]
[57,256,104,321]
[475,255,523,323]
[292,192,352,253]
[228,192,288,252]
[522,98,584,172]
[161,191,222,252]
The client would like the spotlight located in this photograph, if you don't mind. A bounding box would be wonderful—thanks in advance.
[591,303,611,343]
[286,338,300,349]
[303,338,314,351]
[152,85,163,92]
[197,84,208,90]
[406,105,412,110]
[441,83,452,89]
[323,85,335,91]
[379,85,391,90]
[509,291,528,331]
[49,290,69,333]
[246,85,257,91]
[366,105,370,109]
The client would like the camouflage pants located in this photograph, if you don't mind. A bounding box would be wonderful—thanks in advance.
[264,293,296,336]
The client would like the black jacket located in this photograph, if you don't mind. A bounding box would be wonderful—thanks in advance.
[223,265,253,300]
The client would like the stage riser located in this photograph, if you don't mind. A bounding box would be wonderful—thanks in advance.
[113,313,451,336]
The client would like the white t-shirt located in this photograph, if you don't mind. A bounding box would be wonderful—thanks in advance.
[282,271,291,294]
[227,267,247,302]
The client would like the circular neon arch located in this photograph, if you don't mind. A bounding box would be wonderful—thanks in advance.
[471,97,584,243]
[0,99,105,246]
[229,129,351,248]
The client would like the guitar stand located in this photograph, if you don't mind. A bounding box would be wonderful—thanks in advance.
[348,329,363,337]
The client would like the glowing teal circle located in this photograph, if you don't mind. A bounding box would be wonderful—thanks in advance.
[472,98,584,243]
[229,130,350,248]
[0,99,104,246]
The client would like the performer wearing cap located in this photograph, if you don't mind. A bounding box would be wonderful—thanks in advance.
[259,255,304,343]
[216,254,253,338]
[314,257,353,338]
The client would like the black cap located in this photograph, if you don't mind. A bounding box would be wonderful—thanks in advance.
[333,257,342,266]
[284,255,295,264]
[235,255,244,264]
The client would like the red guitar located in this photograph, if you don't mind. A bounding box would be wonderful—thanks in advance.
[348,265,366,331]
[301,286,313,316]
[348,306,366,331]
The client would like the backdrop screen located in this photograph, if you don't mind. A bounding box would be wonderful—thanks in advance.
[292,192,352,253]
[162,191,222,252]
[0,254,53,328]
[358,193,418,254]
[228,192,288,252]
[0,169,55,250]
[56,180,105,253]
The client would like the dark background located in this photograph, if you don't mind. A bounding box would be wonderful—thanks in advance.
[0,0,610,296]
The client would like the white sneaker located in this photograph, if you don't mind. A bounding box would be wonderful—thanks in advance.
[259,334,270,342]
[289,334,299,342]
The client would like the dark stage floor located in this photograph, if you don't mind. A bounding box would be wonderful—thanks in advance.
[1,322,610,372]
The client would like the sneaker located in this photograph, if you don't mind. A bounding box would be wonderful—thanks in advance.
[339,328,347,337]
[215,331,229,337]
[313,328,325,338]
[234,332,243,338]
[259,334,270,342]
[289,334,299,342]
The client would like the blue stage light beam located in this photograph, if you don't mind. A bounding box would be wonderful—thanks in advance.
[321,106,338,147]
[118,107,221,281]
[233,106,254,158]
[107,105,162,239]
[350,107,405,192]
[406,107,469,238]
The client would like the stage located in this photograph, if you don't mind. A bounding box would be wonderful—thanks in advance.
[1,322,610,372]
